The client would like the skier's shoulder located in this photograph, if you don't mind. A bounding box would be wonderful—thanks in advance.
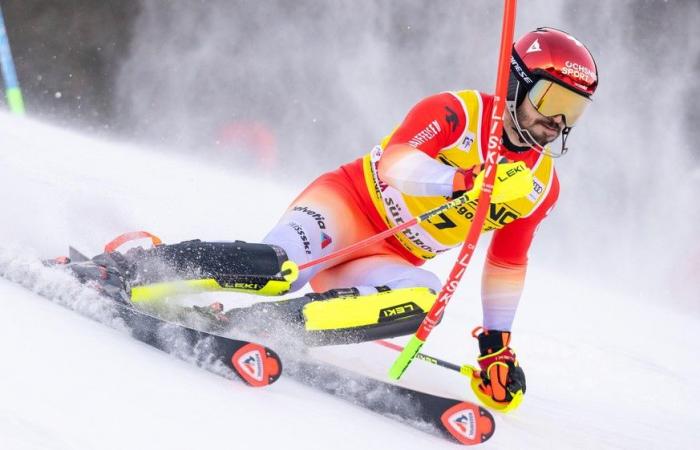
[416,89,491,110]
[404,89,491,136]
[439,89,495,133]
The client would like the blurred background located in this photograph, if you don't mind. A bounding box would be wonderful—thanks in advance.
[2,0,698,310]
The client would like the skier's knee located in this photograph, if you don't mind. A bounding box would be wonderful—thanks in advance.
[384,270,442,293]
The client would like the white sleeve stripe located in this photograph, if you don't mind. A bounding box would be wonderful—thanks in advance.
[382,150,457,197]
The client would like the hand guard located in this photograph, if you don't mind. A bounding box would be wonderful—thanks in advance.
[451,166,479,199]
[470,326,526,412]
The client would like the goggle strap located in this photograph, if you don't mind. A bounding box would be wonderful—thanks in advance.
[509,48,536,105]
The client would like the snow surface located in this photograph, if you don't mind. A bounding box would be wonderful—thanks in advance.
[1,113,698,449]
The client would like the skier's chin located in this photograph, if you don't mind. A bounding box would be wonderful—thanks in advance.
[526,127,559,147]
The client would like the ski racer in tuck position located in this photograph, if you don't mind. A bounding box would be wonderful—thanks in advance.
[62,27,598,412]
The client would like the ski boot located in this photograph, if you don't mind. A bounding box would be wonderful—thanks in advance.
[51,236,297,306]
[123,239,298,303]
[48,248,132,304]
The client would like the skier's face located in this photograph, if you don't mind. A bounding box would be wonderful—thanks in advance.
[516,98,565,146]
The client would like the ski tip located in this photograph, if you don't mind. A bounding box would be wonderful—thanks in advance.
[440,402,496,445]
[231,343,282,387]
[68,246,90,262]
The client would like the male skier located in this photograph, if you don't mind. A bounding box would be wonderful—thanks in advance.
[61,27,598,411]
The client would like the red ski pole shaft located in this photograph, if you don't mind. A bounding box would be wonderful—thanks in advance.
[389,0,517,380]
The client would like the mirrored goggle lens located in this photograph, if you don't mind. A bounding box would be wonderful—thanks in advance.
[528,79,591,126]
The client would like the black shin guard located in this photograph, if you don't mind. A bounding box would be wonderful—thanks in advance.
[132,240,289,283]
[117,240,297,300]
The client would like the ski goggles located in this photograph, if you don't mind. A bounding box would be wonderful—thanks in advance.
[527,79,591,126]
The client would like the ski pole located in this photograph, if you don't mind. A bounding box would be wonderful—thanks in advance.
[375,340,479,379]
[0,4,25,114]
[388,0,517,381]
[297,160,531,272]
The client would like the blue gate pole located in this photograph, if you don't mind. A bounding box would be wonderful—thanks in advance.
[0,3,25,114]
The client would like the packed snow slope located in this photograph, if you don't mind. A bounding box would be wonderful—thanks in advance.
[1,113,698,449]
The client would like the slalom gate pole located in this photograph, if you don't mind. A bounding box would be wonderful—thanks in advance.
[0,4,25,115]
[388,0,517,381]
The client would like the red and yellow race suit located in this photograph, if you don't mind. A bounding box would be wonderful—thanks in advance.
[340,90,559,330]
[267,90,559,331]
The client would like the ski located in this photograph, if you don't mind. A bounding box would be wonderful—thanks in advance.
[108,298,282,387]
[286,356,495,445]
[3,244,492,444]
[0,252,282,388]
